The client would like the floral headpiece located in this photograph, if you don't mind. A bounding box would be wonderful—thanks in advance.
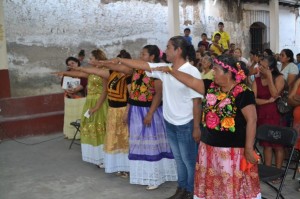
[213,59,246,83]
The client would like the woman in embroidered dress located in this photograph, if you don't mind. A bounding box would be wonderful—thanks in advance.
[62,57,87,139]
[252,56,285,172]
[98,45,177,190]
[69,50,132,176]
[54,49,108,166]
[153,54,261,199]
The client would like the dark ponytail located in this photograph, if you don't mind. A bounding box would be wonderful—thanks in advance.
[143,45,160,63]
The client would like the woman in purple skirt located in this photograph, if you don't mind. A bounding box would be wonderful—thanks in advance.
[99,45,177,190]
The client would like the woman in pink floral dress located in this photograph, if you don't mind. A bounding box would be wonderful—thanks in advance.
[154,55,261,198]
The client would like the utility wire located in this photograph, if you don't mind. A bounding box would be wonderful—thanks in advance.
[0,124,64,145]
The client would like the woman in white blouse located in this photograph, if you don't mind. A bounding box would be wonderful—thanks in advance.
[278,49,298,88]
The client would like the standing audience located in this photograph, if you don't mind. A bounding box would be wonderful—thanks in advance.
[200,55,214,80]
[289,77,300,149]
[213,22,230,50]
[252,56,285,177]
[183,28,192,45]
[296,53,300,71]
[278,49,298,88]
[197,33,209,51]
[210,33,223,56]
[233,48,249,66]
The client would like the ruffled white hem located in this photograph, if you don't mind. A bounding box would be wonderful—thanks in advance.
[129,158,177,186]
[81,144,104,165]
[104,152,129,173]
[194,193,262,199]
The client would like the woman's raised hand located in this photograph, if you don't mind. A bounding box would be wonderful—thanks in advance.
[89,59,118,68]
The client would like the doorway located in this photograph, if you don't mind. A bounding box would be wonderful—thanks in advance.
[250,22,268,53]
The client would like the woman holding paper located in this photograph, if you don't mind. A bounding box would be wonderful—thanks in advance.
[62,57,87,139]
[54,49,108,167]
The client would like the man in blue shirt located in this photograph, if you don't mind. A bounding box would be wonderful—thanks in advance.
[183,28,192,45]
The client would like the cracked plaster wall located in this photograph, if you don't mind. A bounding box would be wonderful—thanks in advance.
[5,0,285,97]
[4,0,170,97]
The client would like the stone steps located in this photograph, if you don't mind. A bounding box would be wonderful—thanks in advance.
[0,93,64,140]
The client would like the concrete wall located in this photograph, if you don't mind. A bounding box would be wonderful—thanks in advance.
[279,6,300,54]
[179,0,244,51]
[4,0,170,97]
[5,0,299,97]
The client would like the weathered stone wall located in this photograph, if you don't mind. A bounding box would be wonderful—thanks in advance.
[4,0,170,97]
[3,0,270,97]
[4,0,247,97]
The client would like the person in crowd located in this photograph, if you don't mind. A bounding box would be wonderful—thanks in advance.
[62,57,87,139]
[195,50,202,71]
[210,33,223,56]
[288,77,300,148]
[198,43,207,57]
[233,48,249,66]
[69,49,132,177]
[187,45,197,66]
[197,33,209,51]
[252,56,285,180]
[98,36,203,199]
[296,53,300,71]
[278,49,298,88]
[152,54,260,198]
[247,51,262,84]
[54,49,108,167]
[78,49,89,66]
[183,28,192,45]
[200,55,214,80]
[229,43,235,55]
[98,45,177,190]
[288,77,300,192]
[263,48,273,57]
[248,50,256,67]
[210,52,219,60]
[213,22,230,50]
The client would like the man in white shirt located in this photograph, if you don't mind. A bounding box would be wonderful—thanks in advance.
[147,37,203,199]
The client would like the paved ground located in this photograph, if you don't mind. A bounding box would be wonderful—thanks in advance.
[0,133,299,199]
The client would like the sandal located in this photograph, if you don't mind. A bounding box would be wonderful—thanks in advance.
[120,172,129,179]
[97,163,105,169]
[146,185,159,190]
[115,172,122,176]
